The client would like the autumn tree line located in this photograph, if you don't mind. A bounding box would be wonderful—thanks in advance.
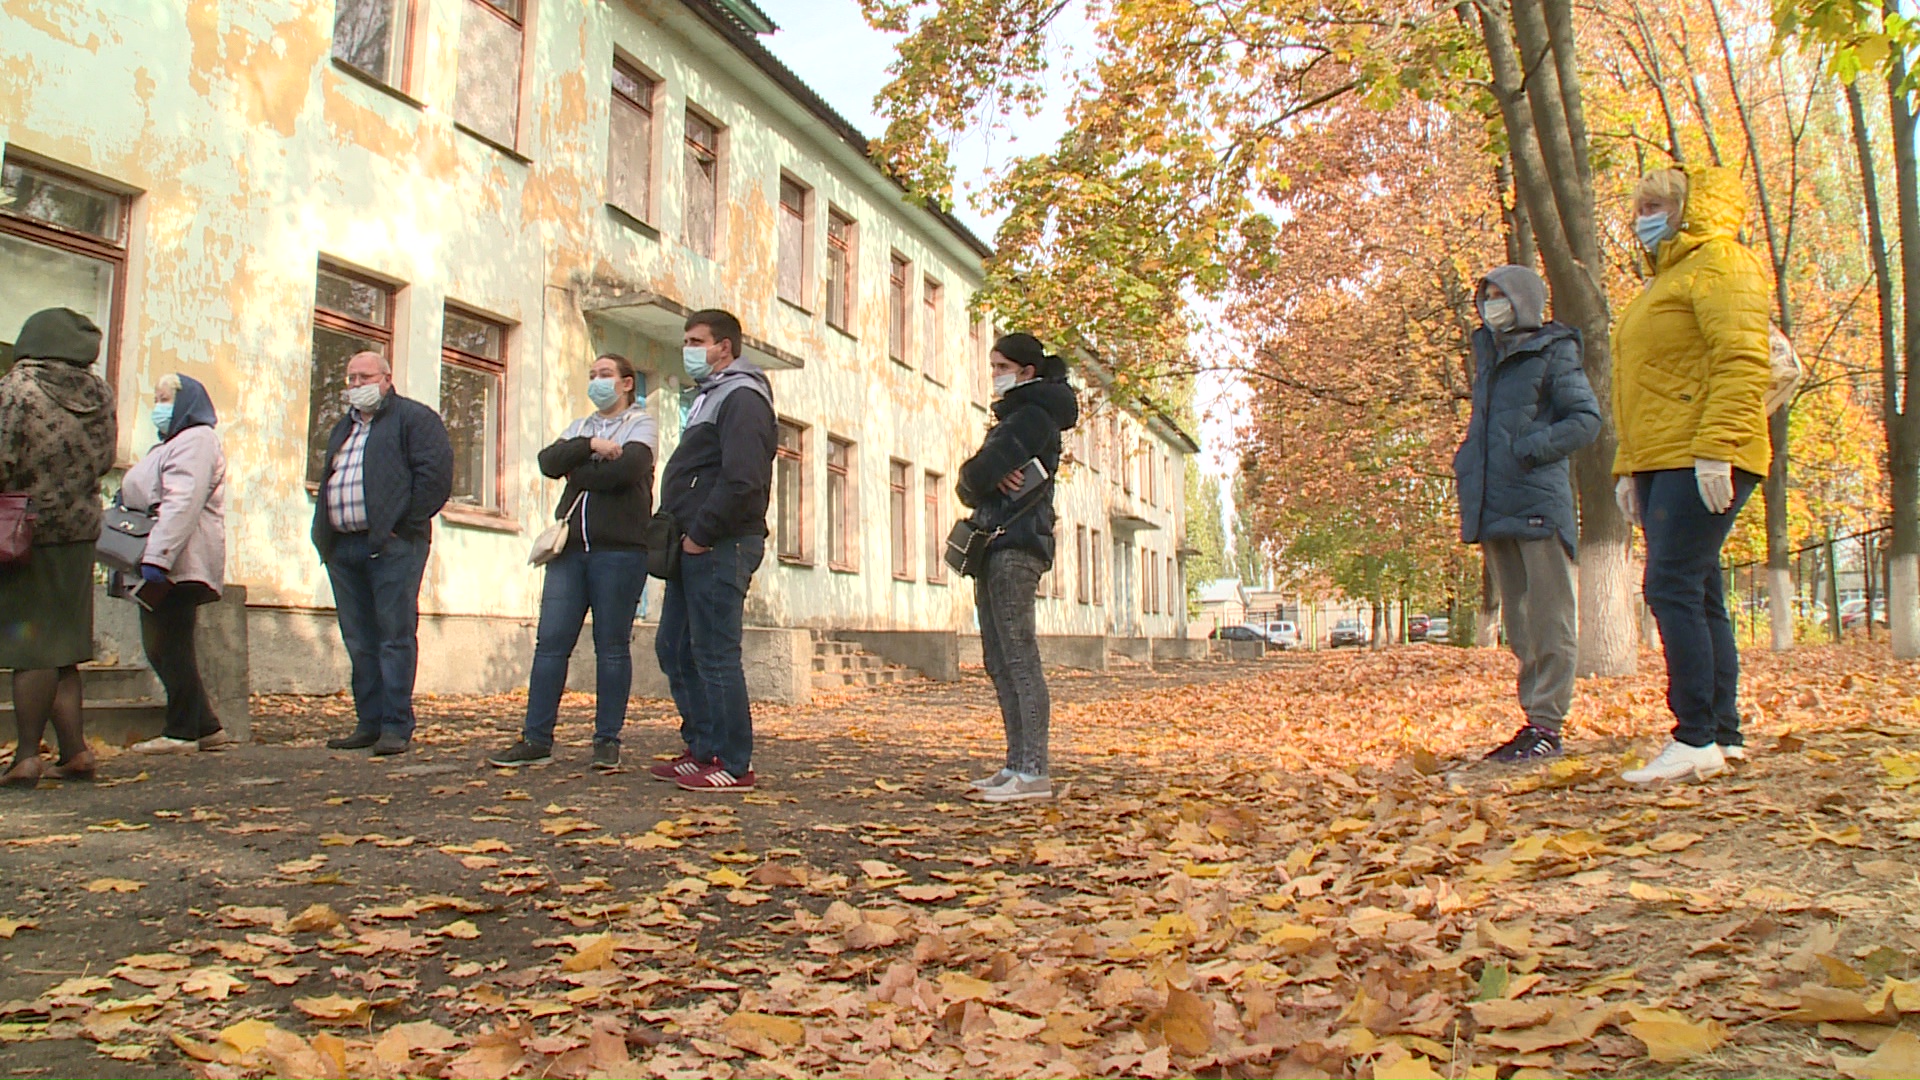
[859,0,1916,668]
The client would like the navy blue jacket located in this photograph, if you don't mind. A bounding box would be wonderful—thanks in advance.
[311,392,454,559]
[957,377,1079,566]
[1453,322,1601,558]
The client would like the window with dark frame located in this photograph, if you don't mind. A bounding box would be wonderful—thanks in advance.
[0,156,127,378]
[889,459,912,580]
[825,209,854,331]
[921,277,942,383]
[332,0,412,88]
[777,175,808,306]
[1092,529,1104,607]
[453,0,524,151]
[307,264,396,485]
[887,253,909,363]
[775,418,808,563]
[1168,557,1178,618]
[1144,548,1155,614]
[827,435,855,570]
[1075,525,1089,604]
[684,108,719,257]
[441,306,507,512]
[924,471,945,584]
[608,58,655,221]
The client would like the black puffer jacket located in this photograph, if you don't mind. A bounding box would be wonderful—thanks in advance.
[957,377,1080,566]
[539,438,655,552]
[1452,265,1601,558]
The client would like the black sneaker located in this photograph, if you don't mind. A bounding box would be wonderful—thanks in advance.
[591,741,621,771]
[487,741,552,768]
[1483,724,1562,763]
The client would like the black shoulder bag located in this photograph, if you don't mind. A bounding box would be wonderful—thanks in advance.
[944,481,1052,579]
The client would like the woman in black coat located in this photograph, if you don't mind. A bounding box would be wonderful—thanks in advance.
[956,334,1078,803]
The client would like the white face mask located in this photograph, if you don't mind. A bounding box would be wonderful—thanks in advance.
[993,373,1018,398]
[344,383,384,413]
[683,344,714,381]
[1481,297,1517,332]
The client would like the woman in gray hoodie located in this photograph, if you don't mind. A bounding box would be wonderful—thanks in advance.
[124,374,232,755]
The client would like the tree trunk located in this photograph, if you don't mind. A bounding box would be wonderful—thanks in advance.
[1476,556,1501,646]
[1885,48,1920,657]
[1480,0,1637,676]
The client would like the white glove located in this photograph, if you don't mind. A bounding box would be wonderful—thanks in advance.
[1695,458,1734,514]
[1614,477,1640,526]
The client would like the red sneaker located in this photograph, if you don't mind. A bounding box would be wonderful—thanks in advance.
[648,751,708,783]
[674,764,756,792]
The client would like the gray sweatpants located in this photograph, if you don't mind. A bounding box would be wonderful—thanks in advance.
[1483,538,1577,731]
[976,548,1050,777]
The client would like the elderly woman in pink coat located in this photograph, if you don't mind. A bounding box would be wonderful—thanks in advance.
[123,373,233,755]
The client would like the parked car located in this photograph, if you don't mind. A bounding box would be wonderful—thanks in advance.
[1210,625,1267,643]
[1408,614,1430,642]
[1329,618,1369,648]
[1262,620,1301,649]
[1425,615,1452,642]
[1841,598,1888,630]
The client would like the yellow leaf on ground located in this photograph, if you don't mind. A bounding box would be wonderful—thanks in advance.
[561,933,616,972]
[940,972,996,1002]
[1153,987,1216,1057]
[217,1018,279,1055]
[1866,977,1920,1016]
[294,994,372,1024]
[1647,831,1703,852]
[1375,1048,1445,1080]
[182,967,247,1001]
[1624,1005,1730,1063]
[706,867,750,888]
[1478,1001,1612,1052]
[0,918,36,938]
[85,878,144,893]
[285,903,344,933]
[1821,955,1871,989]
[1836,1031,1920,1080]
[427,920,480,940]
[1787,986,1896,1024]
[720,1010,804,1056]
[1471,999,1554,1029]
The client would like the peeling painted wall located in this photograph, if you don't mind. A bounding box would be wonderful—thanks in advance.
[1,0,1193,690]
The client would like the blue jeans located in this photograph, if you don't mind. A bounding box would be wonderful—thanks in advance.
[1637,467,1759,748]
[522,547,647,749]
[654,535,763,776]
[326,533,430,738]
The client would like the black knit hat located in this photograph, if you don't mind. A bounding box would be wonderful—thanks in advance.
[993,332,1068,379]
[13,308,102,364]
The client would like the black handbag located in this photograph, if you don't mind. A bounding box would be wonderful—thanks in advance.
[945,482,1052,579]
[96,502,159,574]
[642,510,683,581]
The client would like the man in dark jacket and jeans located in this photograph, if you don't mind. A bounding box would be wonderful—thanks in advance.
[1453,265,1601,763]
[312,351,454,756]
[650,310,776,792]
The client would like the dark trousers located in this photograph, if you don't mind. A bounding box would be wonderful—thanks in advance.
[654,535,764,776]
[1636,467,1759,748]
[325,533,430,739]
[139,583,221,741]
[522,547,646,748]
[977,548,1050,777]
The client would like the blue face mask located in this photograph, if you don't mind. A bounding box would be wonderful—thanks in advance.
[1635,211,1675,252]
[151,402,173,436]
[683,344,713,382]
[587,376,621,410]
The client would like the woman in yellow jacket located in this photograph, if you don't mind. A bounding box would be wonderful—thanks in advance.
[1611,166,1772,784]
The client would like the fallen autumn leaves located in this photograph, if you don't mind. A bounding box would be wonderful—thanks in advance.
[0,644,1914,1079]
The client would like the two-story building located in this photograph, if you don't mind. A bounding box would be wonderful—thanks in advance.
[1,0,1197,704]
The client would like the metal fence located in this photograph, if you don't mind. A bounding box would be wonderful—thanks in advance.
[1719,525,1892,644]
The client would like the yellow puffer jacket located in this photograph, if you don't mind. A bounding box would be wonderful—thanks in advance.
[1610,165,1773,479]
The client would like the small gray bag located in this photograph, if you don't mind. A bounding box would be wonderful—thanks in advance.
[96,503,158,574]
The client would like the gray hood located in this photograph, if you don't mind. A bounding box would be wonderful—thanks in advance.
[1479,264,1548,332]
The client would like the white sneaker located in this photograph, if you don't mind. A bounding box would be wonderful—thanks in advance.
[1622,740,1726,784]
[969,768,1014,790]
[979,774,1052,803]
[130,736,198,755]
[1720,744,1747,762]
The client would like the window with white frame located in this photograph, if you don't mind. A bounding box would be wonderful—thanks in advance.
[332,0,412,87]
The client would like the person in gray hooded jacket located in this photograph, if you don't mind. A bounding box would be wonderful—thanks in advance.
[1452,264,1601,762]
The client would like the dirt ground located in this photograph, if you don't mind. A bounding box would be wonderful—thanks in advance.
[0,645,1914,1079]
